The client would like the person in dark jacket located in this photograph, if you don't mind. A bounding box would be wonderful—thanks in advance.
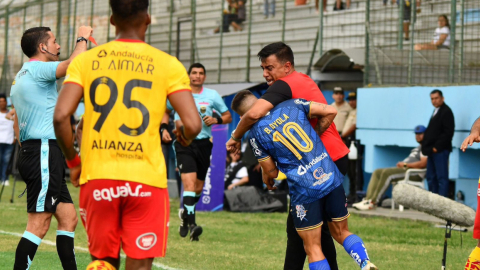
[422,89,455,197]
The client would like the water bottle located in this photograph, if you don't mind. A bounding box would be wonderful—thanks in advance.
[348,141,357,160]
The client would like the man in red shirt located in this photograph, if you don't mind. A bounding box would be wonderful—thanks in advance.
[226,42,349,270]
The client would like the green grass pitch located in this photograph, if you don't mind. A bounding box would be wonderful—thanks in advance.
[0,180,475,269]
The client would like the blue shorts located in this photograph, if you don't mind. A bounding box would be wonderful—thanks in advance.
[290,185,350,231]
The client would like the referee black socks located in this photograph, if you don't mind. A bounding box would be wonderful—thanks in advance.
[14,231,41,270]
[56,230,77,270]
[194,192,201,204]
[183,191,196,226]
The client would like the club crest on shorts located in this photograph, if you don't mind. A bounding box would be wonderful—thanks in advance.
[136,233,157,250]
[295,205,308,221]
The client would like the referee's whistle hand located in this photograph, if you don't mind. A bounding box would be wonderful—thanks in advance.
[202,116,216,126]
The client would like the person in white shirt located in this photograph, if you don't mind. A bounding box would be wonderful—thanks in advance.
[415,14,451,50]
[224,152,249,190]
[0,94,15,186]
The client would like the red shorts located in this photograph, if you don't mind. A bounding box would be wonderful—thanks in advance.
[79,180,170,259]
[474,181,480,239]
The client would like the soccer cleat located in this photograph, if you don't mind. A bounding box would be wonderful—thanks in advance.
[361,261,378,270]
[178,209,189,238]
[353,199,375,211]
[3,180,9,186]
[189,224,203,242]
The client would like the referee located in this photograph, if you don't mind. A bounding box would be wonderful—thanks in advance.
[11,25,92,270]
[162,63,232,241]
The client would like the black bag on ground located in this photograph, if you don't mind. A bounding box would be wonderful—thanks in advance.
[224,186,287,212]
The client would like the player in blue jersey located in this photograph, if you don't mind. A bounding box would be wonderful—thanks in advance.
[231,90,378,270]
[162,63,232,241]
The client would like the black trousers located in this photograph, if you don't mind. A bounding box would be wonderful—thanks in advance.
[283,155,348,270]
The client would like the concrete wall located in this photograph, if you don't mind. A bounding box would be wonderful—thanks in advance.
[357,85,480,209]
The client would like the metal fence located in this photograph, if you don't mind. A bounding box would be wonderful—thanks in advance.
[0,0,478,92]
[365,0,480,85]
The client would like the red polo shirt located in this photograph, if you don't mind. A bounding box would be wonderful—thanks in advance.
[260,71,349,162]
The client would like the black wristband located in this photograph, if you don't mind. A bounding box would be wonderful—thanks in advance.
[215,116,223,124]
[76,37,88,44]
[160,123,169,133]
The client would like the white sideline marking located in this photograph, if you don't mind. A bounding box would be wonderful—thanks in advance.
[0,230,181,270]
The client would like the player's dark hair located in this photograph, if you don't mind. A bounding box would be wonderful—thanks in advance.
[257,42,295,66]
[110,0,149,22]
[431,89,443,97]
[231,90,254,114]
[21,27,51,58]
[0,94,6,101]
[439,14,450,29]
[188,63,206,75]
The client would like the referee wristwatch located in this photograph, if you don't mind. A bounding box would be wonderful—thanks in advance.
[403,162,408,169]
[76,37,88,44]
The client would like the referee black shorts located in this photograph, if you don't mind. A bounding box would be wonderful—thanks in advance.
[18,139,73,213]
[174,138,213,181]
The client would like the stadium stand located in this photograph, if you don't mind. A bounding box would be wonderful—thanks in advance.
[0,0,478,87]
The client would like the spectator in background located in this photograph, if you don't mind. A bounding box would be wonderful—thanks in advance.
[294,0,307,6]
[334,0,350,10]
[314,0,328,13]
[342,92,361,203]
[214,0,245,33]
[330,87,352,136]
[415,14,450,50]
[224,152,249,190]
[0,94,14,186]
[353,125,427,210]
[401,0,412,41]
[422,89,454,197]
[264,0,275,18]
[6,108,15,121]
[242,140,264,190]
[342,92,357,140]
[236,0,246,24]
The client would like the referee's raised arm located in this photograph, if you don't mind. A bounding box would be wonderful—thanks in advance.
[55,26,93,79]
[9,25,91,270]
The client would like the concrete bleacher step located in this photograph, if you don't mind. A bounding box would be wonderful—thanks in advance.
[147,0,478,83]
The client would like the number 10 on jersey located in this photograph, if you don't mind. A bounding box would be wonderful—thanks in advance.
[272,122,313,160]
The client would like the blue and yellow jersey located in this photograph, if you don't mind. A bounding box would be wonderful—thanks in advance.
[248,99,343,205]
[167,87,228,140]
